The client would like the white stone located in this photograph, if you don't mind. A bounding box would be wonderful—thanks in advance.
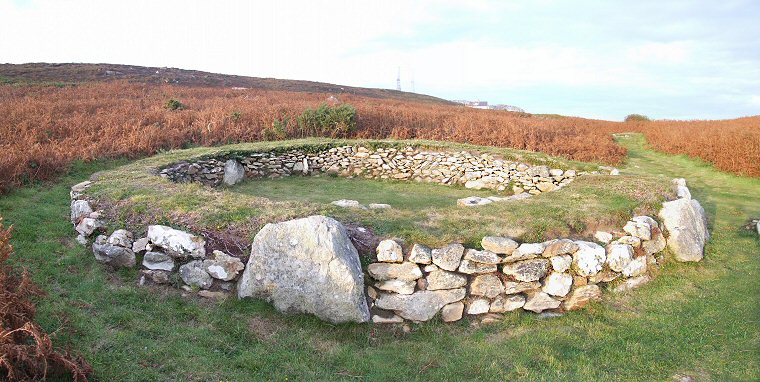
[502,258,549,282]
[457,259,498,274]
[92,239,136,268]
[481,236,519,255]
[376,239,404,263]
[572,241,606,276]
[408,244,432,264]
[623,220,652,241]
[375,279,416,294]
[469,274,505,298]
[502,281,541,294]
[464,179,487,190]
[431,243,465,271]
[203,250,245,281]
[142,251,175,271]
[550,255,572,273]
[673,178,692,199]
[523,292,561,313]
[563,285,602,311]
[106,229,133,248]
[374,289,466,321]
[606,243,634,272]
[132,237,150,253]
[632,215,659,229]
[147,225,206,259]
[463,249,502,265]
[441,302,464,322]
[423,264,439,273]
[179,260,213,289]
[426,269,467,290]
[490,294,526,312]
[616,236,641,247]
[367,262,422,281]
[542,239,579,257]
[467,298,491,315]
[75,234,87,246]
[368,203,392,209]
[622,256,648,277]
[331,199,366,209]
[75,217,104,237]
[70,200,93,224]
[504,242,546,262]
[542,272,573,297]
[594,231,613,244]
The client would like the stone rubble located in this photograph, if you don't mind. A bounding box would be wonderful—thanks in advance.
[157,145,589,198]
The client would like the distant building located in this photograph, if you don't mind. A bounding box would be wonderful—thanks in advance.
[452,99,525,112]
[489,104,525,113]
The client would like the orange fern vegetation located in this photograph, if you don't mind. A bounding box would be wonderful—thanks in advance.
[0,81,627,193]
[630,116,760,178]
[1,81,758,193]
[0,219,92,381]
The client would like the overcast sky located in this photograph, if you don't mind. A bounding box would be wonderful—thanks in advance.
[2,0,759,120]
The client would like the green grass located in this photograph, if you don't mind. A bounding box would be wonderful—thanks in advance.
[231,175,494,210]
[1,134,758,381]
[85,138,667,247]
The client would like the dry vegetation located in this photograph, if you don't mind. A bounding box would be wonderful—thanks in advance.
[0,219,92,381]
[0,81,626,193]
[628,116,760,177]
[1,80,758,193]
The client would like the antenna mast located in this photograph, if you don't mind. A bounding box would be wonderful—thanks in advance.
[396,67,401,91]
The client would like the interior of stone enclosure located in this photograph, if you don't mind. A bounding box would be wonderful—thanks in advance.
[68,139,708,325]
[85,140,670,247]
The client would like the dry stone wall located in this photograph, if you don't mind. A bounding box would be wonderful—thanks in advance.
[158,145,603,195]
[70,166,707,325]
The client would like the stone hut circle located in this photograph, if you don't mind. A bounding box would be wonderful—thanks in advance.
[68,140,710,325]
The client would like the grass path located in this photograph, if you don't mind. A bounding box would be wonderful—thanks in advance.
[0,135,758,381]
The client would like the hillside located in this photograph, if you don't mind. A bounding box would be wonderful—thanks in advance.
[0,63,452,104]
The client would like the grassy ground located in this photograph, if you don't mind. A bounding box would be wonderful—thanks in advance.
[86,138,664,248]
[0,134,758,381]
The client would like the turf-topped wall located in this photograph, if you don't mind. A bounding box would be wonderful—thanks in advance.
[158,145,599,195]
[69,173,709,325]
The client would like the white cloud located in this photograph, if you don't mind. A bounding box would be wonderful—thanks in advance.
[626,41,692,64]
[1,0,759,120]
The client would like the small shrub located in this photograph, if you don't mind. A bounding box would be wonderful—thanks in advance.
[262,117,290,140]
[164,98,185,111]
[624,114,650,122]
[297,103,357,138]
[230,111,242,122]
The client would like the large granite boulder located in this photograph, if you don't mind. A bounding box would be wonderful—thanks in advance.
[659,198,709,262]
[237,216,370,323]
